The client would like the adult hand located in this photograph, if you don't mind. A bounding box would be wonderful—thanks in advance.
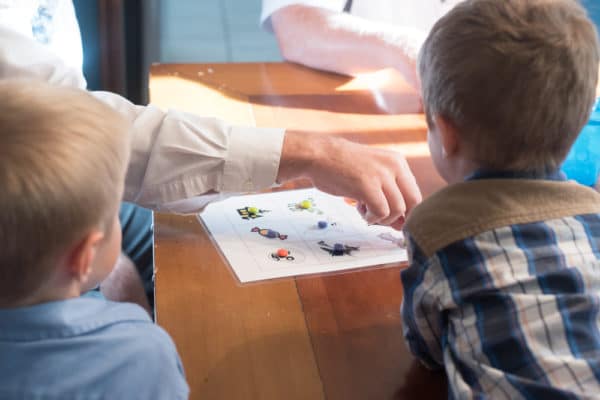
[277,130,422,228]
[101,253,152,316]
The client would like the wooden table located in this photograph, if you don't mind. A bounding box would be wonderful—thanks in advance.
[150,63,447,400]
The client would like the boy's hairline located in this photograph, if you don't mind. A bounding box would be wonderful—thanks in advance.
[417,0,599,173]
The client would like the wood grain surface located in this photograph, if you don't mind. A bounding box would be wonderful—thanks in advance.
[151,62,447,400]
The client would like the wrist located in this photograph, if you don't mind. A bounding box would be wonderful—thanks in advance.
[277,130,329,183]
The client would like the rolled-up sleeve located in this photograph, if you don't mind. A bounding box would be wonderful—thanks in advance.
[94,92,285,211]
[260,0,347,31]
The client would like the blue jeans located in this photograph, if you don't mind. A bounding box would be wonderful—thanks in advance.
[119,202,154,309]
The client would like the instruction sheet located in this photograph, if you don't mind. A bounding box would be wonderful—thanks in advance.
[199,188,408,282]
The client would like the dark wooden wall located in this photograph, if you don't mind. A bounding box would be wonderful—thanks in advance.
[73,0,159,104]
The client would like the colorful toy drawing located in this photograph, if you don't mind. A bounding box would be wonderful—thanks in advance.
[271,248,295,261]
[318,240,359,256]
[288,198,323,215]
[237,206,270,220]
[251,227,288,240]
[200,188,408,282]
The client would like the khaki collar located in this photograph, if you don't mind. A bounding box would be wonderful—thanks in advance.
[404,180,600,258]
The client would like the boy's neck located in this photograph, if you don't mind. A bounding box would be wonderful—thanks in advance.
[465,169,565,182]
[443,155,564,184]
[0,273,83,309]
[443,156,479,184]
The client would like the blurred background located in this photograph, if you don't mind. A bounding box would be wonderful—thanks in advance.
[72,0,281,104]
[159,0,280,63]
[72,0,600,106]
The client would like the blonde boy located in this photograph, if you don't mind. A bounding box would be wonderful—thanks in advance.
[0,81,188,399]
[401,0,600,398]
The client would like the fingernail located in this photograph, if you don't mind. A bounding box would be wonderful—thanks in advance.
[364,211,379,224]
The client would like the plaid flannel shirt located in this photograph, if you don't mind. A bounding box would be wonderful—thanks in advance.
[401,174,600,399]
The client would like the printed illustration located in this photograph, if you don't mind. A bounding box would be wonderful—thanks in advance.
[302,219,344,237]
[270,248,295,261]
[318,240,359,256]
[200,188,407,282]
[251,227,288,240]
[317,220,339,229]
[237,206,270,220]
[288,198,323,215]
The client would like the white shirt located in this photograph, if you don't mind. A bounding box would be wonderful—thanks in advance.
[261,0,459,35]
[0,0,285,213]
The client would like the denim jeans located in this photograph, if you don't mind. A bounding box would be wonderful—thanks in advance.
[119,202,154,309]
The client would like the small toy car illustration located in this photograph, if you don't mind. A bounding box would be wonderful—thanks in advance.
[271,248,295,261]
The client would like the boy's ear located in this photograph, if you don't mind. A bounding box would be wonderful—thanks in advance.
[67,230,104,283]
[434,115,460,157]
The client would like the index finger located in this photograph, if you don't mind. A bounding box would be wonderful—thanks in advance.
[395,159,422,215]
[361,185,390,224]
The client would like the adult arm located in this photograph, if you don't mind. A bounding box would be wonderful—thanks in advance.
[0,26,421,223]
[268,4,425,89]
[0,27,284,211]
[279,131,420,225]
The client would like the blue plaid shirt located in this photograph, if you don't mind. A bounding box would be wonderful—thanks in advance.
[401,172,600,399]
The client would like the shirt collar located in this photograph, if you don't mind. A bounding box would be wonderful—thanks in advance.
[465,169,567,182]
[0,297,148,341]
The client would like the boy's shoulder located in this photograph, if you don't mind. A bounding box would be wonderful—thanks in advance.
[94,299,174,346]
[404,179,600,258]
[84,300,190,398]
[72,299,182,368]
[0,298,189,400]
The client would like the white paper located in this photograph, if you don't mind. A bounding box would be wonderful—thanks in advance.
[199,188,407,282]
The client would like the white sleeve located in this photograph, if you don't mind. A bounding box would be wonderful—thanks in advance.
[260,0,347,31]
[94,92,284,211]
[0,26,285,213]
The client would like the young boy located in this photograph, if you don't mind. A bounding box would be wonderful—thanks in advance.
[0,80,189,399]
[401,0,600,398]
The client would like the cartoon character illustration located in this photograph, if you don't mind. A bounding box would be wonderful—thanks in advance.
[251,227,288,240]
[304,220,342,235]
[271,248,295,261]
[316,220,338,229]
[378,232,406,248]
[237,206,270,220]
[318,240,359,256]
[288,198,323,215]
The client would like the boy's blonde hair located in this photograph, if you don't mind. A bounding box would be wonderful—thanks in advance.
[419,0,600,172]
[0,80,130,304]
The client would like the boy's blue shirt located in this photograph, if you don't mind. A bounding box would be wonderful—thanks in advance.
[0,297,189,399]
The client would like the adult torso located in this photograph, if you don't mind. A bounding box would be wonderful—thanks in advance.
[0,0,82,69]
[347,0,461,31]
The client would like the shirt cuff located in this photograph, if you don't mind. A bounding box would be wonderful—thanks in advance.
[221,126,285,192]
[260,0,347,32]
